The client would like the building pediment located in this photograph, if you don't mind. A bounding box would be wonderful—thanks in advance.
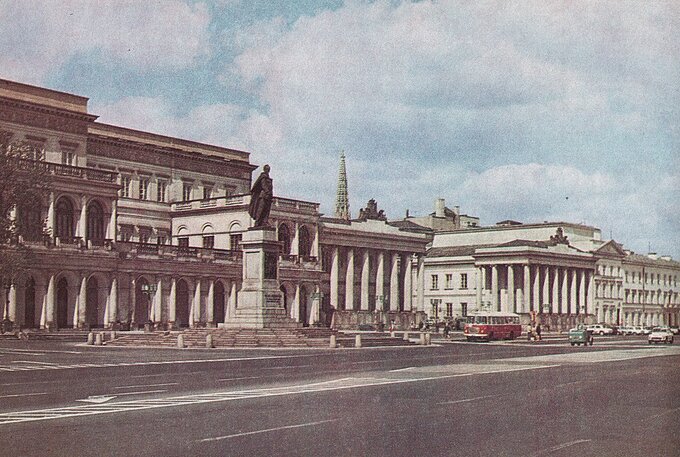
[593,240,626,257]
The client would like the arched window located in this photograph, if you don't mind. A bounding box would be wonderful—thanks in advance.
[278,223,291,256]
[87,201,105,244]
[55,197,74,240]
[298,225,311,258]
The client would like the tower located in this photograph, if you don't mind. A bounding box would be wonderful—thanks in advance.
[335,152,350,220]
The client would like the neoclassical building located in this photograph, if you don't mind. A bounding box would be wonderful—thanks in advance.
[0,78,431,331]
[420,210,680,329]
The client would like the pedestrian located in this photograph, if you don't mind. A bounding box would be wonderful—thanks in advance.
[527,323,534,341]
[443,322,451,338]
[536,322,542,341]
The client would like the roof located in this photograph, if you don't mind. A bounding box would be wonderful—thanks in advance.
[388,220,434,234]
[427,244,494,257]
[625,253,680,268]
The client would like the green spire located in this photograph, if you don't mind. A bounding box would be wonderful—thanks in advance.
[335,152,350,220]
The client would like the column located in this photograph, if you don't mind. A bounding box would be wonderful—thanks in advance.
[130,277,137,326]
[153,277,162,323]
[569,269,577,315]
[345,249,355,310]
[404,254,413,311]
[541,266,549,314]
[206,280,215,325]
[476,266,483,308]
[227,281,237,319]
[107,277,118,326]
[586,271,594,316]
[47,192,55,240]
[390,253,400,312]
[7,283,17,322]
[330,247,339,309]
[533,266,541,313]
[491,265,499,310]
[416,255,425,312]
[78,195,87,239]
[578,270,586,315]
[506,265,515,313]
[190,279,201,327]
[293,284,301,321]
[107,200,117,240]
[551,267,559,314]
[376,252,385,310]
[77,274,87,328]
[168,278,177,325]
[44,274,55,329]
[360,250,370,310]
[561,268,568,314]
[523,264,531,314]
[292,223,300,256]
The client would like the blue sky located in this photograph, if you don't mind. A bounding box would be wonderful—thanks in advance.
[1,0,678,258]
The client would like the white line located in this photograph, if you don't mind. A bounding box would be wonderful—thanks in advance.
[646,406,680,420]
[439,394,501,405]
[0,392,48,399]
[389,367,415,372]
[110,390,168,397]
[217,376,262,382]
[12,361,58,365]
[533,439,591,455]
[113,383,177,389]
[264,365,312,370]
[198,419,337,442]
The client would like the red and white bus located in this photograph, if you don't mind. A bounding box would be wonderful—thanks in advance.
[464,311,522,342]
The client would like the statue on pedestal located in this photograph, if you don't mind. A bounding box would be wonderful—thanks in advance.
[248,164,273,227]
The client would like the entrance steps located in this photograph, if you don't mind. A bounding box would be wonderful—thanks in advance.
[0,329,90,342]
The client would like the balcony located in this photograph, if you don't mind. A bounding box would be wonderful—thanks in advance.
[19,160,119,183]
[115,241,242,262]
[171,194,319,214]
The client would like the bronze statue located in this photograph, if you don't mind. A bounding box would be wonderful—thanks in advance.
[248,164,273,227]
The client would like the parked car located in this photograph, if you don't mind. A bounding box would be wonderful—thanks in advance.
[635,326,650,335]
[619,326,640,335]
[586,324,614,336]
[670,326,680,335]
[648,327,674,344]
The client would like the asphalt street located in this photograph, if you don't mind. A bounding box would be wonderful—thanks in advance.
[0,335,677,457]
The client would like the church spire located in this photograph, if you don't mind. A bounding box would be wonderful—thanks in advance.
[335,152,350,220]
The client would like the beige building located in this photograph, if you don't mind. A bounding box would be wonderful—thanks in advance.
[0,78,430,332]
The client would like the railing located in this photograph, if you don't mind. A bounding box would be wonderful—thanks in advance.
[171,194,248,211]
[115,241,242,262]
[24,160,119,183]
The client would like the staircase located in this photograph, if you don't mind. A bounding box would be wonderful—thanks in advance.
[0,329,90,342]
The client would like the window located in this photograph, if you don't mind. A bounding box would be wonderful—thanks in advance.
[182,183,192,202]
[178,237,189,248]
[61,150,75,166]
[139,230,151,244]
[202,186,212,200]
[445,274,453,289]
[202,235,214,249]
[460,273,468,289]
[446,303,453,318]
[156,181,167,202]
[430,275,439,290]
[120,176,131,198]
[461,302,468,317]
[139,178,149,200]
[230,234,242,252]
[157,235,167,245]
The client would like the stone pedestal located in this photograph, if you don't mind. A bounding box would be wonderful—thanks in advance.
[221,227,300,329]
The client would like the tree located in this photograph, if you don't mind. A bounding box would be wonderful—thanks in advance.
[0,130,51,321]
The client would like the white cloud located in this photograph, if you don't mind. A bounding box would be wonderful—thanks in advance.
[0,0,211,83]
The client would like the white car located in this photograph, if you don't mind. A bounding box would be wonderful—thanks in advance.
[648,327,674,344]
[619,326,642,335]
[586,324,614,336]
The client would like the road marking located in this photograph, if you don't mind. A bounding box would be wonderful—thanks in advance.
[113,383,178,389]
[217,376,262,382]
[76,395,117,404]
[264,365,312,370]
[645,406,680,420]
[0,348,81,355]
[0,392,48,400]
[500,346,680,364]
[197,419,338,442]
[532,439,591,455]
[113,390,168,397]
[438,394,502,405]
[0,365,558,426]
[389,367,415,372]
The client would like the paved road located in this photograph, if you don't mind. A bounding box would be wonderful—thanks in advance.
[0,336,678,456]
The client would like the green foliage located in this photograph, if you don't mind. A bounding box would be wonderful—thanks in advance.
[0,131,51,287]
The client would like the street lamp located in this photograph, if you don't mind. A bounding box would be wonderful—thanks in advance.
[140,282,157,330]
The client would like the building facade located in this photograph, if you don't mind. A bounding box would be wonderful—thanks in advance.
[0,78,430,331]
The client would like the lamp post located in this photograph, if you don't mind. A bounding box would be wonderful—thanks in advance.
[140,282,157,331]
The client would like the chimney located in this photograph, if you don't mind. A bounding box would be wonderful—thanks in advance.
[453,205,460,216]
[660,255,672,261]
[435,198,445,218]
[647,252,658,260]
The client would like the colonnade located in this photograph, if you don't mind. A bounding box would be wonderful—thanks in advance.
[475,263,595,316]
[327,247,423,313]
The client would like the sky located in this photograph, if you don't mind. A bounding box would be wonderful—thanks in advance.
[1,0,678,258]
